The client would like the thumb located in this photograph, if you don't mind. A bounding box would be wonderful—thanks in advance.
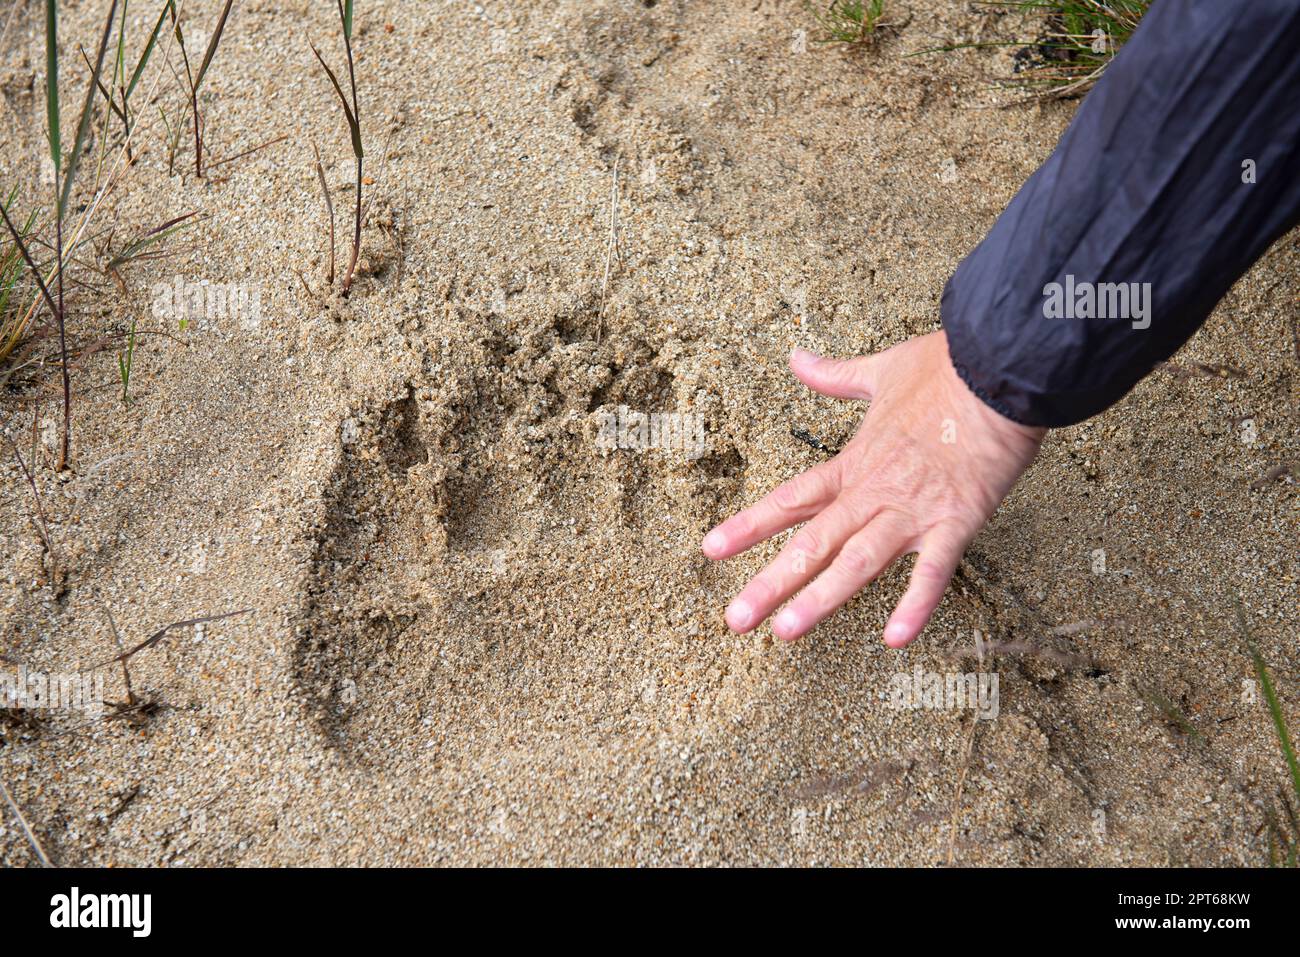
[789,348,878,401]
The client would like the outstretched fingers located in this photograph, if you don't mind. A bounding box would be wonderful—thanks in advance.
[771,511,914,641]
[723,497,867,634]
[702,460,840,560]
[882,523,969,648]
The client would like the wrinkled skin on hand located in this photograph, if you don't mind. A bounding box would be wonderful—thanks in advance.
[701,331,1045,648]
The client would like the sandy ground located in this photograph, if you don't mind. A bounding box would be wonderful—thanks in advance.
[0,0,1296,866]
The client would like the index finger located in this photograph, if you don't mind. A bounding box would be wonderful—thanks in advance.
[702,460,841,560]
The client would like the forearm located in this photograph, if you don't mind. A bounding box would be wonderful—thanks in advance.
[942,0,1300,427]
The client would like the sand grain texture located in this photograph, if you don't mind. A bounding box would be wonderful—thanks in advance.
[1,0,1296,866]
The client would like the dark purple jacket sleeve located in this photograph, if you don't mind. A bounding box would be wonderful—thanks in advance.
[941,0,1300,427]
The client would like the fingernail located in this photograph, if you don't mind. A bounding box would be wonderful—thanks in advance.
[884,622,910,647]
[703,530,726,556]
[791,347,818,364]
[774,608,800,638]
[726,598,753,630]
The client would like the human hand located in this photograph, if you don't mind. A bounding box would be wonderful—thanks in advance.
[701,330,1045,647]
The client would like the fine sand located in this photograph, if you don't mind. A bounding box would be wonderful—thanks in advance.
[1,0,1296,866]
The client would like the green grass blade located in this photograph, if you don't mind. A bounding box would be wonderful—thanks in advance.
[44,0,60,171]
[1240,602,1300,800]
[115,0,128,87]
[1249,639,1300,802]
[126,1,175,101]
[310,42,362,159]
[194,0,235,92]
[1238,598,1300,866]
[118,315,136,405]
[60,0,119,216]
[341,0,353,41]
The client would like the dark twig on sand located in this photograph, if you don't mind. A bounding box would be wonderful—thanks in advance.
[0,777,52,867]
[86,608,250,671]
[3,433,60,588]
[791,427,842,457]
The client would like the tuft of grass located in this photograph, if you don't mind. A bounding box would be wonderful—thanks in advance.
[1238,600,1300,866]
[310,0,364,297]
[3,1,194,469]
[918,1,1149,99]
[809,0,886,44]
[0,199,66,459]
[7,0,122,470]
[105,210,199,273]
[1002,1,1147,95]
